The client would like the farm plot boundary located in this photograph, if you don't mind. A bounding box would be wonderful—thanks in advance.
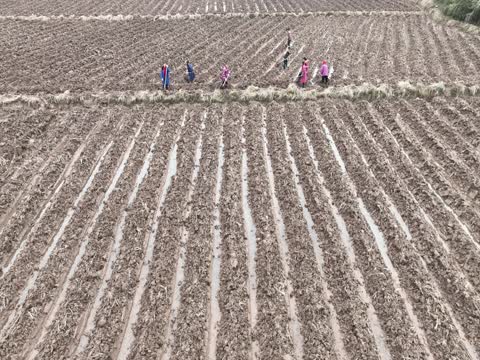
[1,82,480,108]
[0,11,424,22]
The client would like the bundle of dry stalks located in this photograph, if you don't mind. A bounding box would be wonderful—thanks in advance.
[1,82,479,107]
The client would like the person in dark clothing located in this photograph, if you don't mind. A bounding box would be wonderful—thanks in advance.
[283,50,291,69]
[287,28,292,48]
[160,64,170,90]
[186,61,195,82]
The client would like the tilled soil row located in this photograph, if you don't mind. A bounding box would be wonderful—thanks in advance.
[243,103,295,358]
[126,106,207,359]
[319,99,476,358]
[0,111,140,358]
[0,108,105,269]
[166,107,223,359]
[282,106,379,358]
[76,106,181,358]
[215,104,251,359]
[265,103,339,359]
[369,101,480,291]
[0,109,124,320]
[0,107,63,189]
[435,97,480,154]
[423,98,480,180]
[330,99,480,356]
[300,103,427,359]
[0,108,78,222]
[396,100,480,232]
[28,111,163,358]
[0,109,122,307]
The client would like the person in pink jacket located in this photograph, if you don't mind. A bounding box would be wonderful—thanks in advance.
[320,60,329,84]
[299,58,309,88]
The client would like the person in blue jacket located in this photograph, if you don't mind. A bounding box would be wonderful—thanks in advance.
[160,64,171,90]
[186,61,195,82]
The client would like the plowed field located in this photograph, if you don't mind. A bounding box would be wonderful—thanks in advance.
[2,14,480,93]
[1,98,480,359]
[2,0,480,358]
[0,0,417,16]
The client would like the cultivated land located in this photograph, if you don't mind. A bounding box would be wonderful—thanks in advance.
[1,0,480,359]
[2,14,480,93]
[0,0,417,16]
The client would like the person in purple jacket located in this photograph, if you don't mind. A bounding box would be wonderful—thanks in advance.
[320,60,329,84]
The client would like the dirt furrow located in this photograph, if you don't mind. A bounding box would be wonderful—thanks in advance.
[166,107,222,359]
[206,109,225,359]
[260,105,304,359]
[315,102,434,358]
[280,103,348,359]
[336,99,480,356]
[23,110,157,359]
[73,106,180,359]
[321,100,477,359]
[371,101,480,288]
[265,102,345,359]
[0,109,109,276]
[0,109,126,324]
[405,16,430,82]
[0,109,119,288]
[433,97,480,156]
[401,99,480,215]
[337,99,480,359]
[215,105,252,359]
[239,111,260,358]
[242,103,294,358]
[285,106,384,358]
[0,108,77,217]
[292,104,380,359]
[0,112,140,357]
[111,109,188,360]
[405,98,480,185]
[139,110,207,360]
[306,103,430,359]
[0,108,50,187]
[72,114,167,358]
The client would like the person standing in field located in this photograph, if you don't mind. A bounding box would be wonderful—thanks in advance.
[220,65,231,88]
[299,58,309,88]
[283,49,291,69]
[160,64,171,90]
[320,60,329,85]
[186,61,195,82]
[287,29,292,49]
